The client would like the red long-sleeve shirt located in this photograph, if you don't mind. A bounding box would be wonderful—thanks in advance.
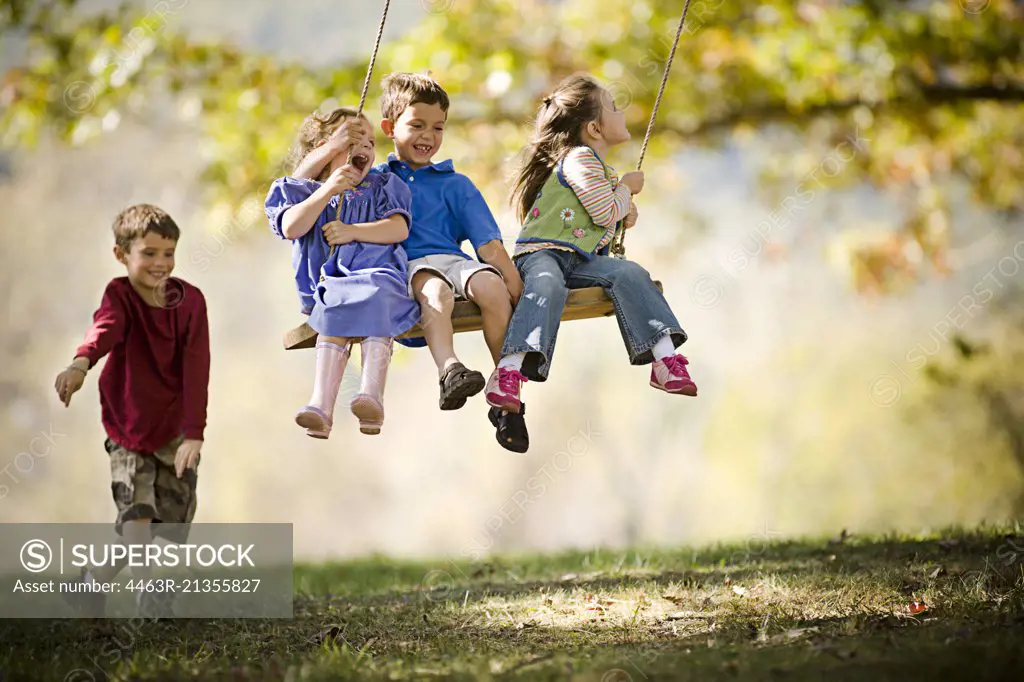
[75,277,210,453]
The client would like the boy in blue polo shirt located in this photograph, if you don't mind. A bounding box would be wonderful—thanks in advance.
[379,73,529,451]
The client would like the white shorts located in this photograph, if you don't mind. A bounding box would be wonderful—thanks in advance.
[408,253,501,299]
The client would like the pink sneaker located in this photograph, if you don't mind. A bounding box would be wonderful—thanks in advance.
[485,367,527,413]
[650,355,698,396]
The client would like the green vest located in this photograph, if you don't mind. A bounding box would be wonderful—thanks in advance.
[515,151,616,257]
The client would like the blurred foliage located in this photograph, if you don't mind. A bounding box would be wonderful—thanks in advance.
[920,333,1024,500]
[2,0,1023,293]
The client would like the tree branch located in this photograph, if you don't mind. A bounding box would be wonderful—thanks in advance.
[632,83,1024,138]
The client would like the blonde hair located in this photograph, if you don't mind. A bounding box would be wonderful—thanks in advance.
[286,107,368,180]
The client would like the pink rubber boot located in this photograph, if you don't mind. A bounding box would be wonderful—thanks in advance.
[295,339,351,438]
[350,337,393,435]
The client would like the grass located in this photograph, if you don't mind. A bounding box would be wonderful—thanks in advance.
[1,525,1023,681]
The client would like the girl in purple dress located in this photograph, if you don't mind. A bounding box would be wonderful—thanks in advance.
[265,108,420,439]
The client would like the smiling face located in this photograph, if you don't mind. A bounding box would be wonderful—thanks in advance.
[327,117,376,181]
[382,102,447,169]
[116,231,177,297]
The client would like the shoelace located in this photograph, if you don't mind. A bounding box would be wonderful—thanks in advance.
[662,355,689,377]
[499,369,527,393]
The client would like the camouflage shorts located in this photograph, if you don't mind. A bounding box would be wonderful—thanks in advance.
[105,436,199,543]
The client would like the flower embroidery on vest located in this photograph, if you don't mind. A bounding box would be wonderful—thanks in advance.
[572,227,586,238]
[559,208,576,223]
[530,207,541,219]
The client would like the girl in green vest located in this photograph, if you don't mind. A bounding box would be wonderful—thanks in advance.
[482,74,698,417]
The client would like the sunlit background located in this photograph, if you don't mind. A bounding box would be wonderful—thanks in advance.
[1,0,1021,560]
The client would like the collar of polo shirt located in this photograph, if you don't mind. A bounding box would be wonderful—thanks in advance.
[385,153,454,175]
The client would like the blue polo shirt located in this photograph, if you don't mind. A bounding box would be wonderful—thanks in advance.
[376,154,502,261]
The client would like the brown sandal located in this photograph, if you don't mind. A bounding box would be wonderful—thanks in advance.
[438,362,485,410]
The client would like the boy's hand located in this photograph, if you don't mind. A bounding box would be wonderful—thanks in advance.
[54,359,89,407]
[174,439,202,478]
[506,270,524,306]
[620,171,645,195]
[623,201,639,229]
[322,164,362,197]
[322,221,355,246]
[326,119,365,157]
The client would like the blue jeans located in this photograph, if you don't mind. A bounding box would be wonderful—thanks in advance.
[501,249,687,381]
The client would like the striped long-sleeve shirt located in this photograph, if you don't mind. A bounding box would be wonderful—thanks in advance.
[515,146,633,257]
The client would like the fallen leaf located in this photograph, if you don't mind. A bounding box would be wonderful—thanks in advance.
[908,600,927,615]
[929,566,946,579]
[732,585,747,596]
[560,573,578,581]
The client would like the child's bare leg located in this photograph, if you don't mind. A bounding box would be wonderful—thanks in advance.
[413,271,485,410]
[123,519,154,583]
[412,272,459,376]
[296,335,351,438]
[86,519,152,583]
[465,271,513,366]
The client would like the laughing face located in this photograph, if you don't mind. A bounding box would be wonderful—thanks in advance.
[383,102,447,169]
[328,117,376,181]
[115,231,177,303]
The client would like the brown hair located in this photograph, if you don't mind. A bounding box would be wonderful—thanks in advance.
[380,72,450,121]
[510,74,604,222]
[112,204,180,252]
[286,107,368,180]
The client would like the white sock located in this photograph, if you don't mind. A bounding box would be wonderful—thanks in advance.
[498,353,525,371]
[652,334,676,361]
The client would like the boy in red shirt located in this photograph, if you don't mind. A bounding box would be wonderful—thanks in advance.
[53,204,210,618]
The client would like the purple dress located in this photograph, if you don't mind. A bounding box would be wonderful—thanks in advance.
[265,172,421,339]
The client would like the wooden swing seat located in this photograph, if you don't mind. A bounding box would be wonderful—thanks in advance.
[282,281,663,349]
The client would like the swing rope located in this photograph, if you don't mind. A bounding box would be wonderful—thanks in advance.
[610,0,693,259]
[356,0,391,119]
[335,0,392,223]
